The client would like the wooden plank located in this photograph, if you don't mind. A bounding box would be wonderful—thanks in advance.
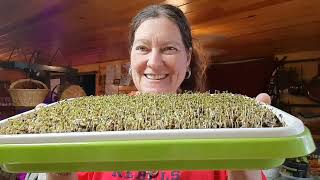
[203,22,320,48]
[0,0,320,65]
[0,0,63,25]
[192,0,320,37]
[188,0,294,28]
[210,36,320,62]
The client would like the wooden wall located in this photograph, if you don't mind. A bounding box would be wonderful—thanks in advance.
[0,70,26,83]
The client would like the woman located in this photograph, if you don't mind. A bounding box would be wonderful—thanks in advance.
[35,4,270,180]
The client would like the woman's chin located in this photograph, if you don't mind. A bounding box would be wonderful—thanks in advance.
[140,87,176,94]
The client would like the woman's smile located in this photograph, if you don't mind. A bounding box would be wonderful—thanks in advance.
[144,74,169,80]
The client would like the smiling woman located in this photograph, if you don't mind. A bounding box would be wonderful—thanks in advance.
[37,4,267,180]
[129,4,208,94]
[74,4,263,180]
[130,17,191,93]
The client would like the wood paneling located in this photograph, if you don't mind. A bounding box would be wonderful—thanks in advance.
[0,0,319,65]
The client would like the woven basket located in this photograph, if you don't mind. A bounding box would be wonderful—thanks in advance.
[9,79,49,107]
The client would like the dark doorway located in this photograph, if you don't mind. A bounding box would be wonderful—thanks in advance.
[79,73,96,96]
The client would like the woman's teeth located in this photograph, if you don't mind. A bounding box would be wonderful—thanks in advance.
[145,74,168,80]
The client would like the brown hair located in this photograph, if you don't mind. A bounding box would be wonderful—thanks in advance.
[129,4,208,92]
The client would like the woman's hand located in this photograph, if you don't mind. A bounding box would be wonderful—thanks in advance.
[255,93,271,105]
[47,173,77,180]
[35,103,47,110]
[227,170,262,180]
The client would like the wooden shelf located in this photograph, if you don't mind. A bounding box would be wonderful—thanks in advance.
[280,92,319,105]
[118,85,137,94]
[0,105,15,110]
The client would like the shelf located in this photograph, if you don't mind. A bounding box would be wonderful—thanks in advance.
[280,92,319,105]
[0,106,15,110]
[118,85,137,94]
[284,104,320,108]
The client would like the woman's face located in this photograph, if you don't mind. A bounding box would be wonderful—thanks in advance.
[130,16,191,94]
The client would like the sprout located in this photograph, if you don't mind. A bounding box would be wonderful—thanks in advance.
[0,93,284,135]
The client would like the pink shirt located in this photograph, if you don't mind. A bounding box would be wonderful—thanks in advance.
[77,170,266,180]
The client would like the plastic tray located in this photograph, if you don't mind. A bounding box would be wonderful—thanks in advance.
[0,104,315,172]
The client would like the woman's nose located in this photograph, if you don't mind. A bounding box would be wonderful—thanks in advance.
[146,48,164,68]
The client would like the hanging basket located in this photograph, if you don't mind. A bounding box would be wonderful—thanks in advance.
[9,79,49,107]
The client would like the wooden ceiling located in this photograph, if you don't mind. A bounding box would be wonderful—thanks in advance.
[0,0,319,66]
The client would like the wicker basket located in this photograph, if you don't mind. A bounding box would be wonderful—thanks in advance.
[9,79,49,107]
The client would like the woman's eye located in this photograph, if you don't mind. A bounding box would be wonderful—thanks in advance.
[162,46,178,52]
[135,46,148,52]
